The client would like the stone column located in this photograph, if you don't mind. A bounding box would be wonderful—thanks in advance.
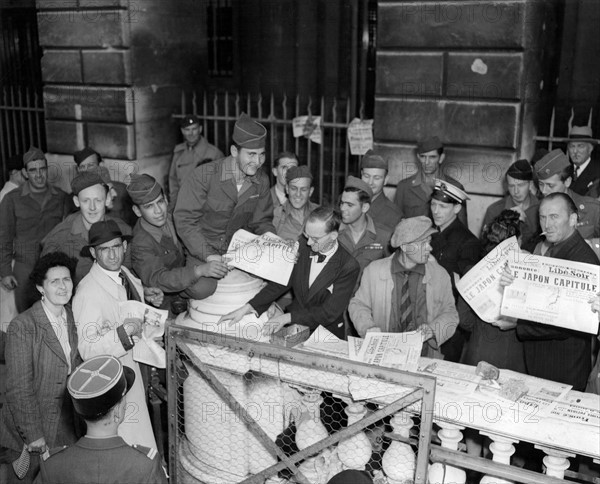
[374,0,559,232]
[36,0,208,191]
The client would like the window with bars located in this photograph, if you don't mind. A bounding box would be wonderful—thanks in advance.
[207,0,234,77]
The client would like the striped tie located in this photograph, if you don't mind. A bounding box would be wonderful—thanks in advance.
[399,273,412,330]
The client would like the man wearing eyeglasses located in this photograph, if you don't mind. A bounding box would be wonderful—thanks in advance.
[174,113,276,299]
[219,206,360,339]
[0,147,70,311]
[73,219,164,452]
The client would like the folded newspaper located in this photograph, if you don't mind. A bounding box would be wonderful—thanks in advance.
[224,229,299,285]
[119,301,168,368]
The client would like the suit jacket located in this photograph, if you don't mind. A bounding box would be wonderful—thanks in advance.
[518,230,600,391]
[393,170,468,227]
[249,240,360,338]
[0,301,81,451]
[570,158,600,198]
[348,254,459,359]
[174,156,275,260]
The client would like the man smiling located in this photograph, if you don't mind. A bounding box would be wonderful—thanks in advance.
[174,113,275,299]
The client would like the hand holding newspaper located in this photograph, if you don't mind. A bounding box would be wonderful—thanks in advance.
[119,301,168,368]
[224,229,299,285]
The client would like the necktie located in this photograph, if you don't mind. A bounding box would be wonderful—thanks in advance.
[310,250,326,263]
[119,272,139,301]
[398,273,412,330]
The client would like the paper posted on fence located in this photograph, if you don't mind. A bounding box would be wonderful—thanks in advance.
[456,236,520,325]
[500,253,599,334]
[119,301,168,368]
[225,229,299,285]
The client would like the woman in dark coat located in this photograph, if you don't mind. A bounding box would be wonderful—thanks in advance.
[0,252,82,483]
[461,210,526,372]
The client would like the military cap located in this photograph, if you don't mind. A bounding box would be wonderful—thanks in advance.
[23,147,46,166]
[568,126,596,145]
[344,175,373,200]
[71,168,108,195]
[506,159,533,181]
[73,147,100,166]
[232,113,267,149]
[391,216,437,248]
[180,115,200,128]
[416,136,443,154]
[534,149,570,180]
[82,219,131,257]
[68,355,135,419]
[432,179,470,205]
[286,165,312,184]
[127,174,163,205]
[360,150,388,170]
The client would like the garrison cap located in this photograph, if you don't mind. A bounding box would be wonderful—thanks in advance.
[416,136,443,154]
[71,168,108,195]
[68,355,135,419]
[23,147,46,166]
[506,159,533,181]
[286,165,312,183]
[534,149,570,180]
[344,175,373,200]
[360,150,388,170]
[232,113,267,149]
[432,179,469,204]
[73,147,100,166]
[127,174,163,205]
[391,216,437,248]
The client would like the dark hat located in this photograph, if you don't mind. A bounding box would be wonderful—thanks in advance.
[506,159,533,181]
[432,179,469,205]
[73,147,100,166]
[23,147,46,166]
[68,355,135,419]
[360,149,388,171]
[344,175,373,200]
[71,168,108,195]
[232,113,267,149]
[180,115,200,129]
[127,174,163,205]
[416,136,443,154]
[286,165,313,184]
[568,126,596,145]
[82,219,131,257]
[534,149,570,180]
[391,216,437,248]
[326,470,373,484]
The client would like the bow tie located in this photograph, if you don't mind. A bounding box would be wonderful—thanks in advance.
[310,250,326,263]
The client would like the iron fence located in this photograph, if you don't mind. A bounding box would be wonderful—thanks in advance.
[173,91,362,206]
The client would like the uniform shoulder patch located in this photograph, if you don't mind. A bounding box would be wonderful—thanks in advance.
[44,445,68,461]
[132,444,158,460]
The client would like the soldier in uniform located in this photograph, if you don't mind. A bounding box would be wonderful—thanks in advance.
[35,355,167,484]
[127,174,228,306]
[359,149,401,231]
[168,115,223,209]
[174,113,275,299]
[533,149,600,257]
[481,159,539,248]
[394,136,468,227]
[271,152,299,210]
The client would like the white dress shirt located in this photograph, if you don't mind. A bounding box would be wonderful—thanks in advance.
[308,241,338,287]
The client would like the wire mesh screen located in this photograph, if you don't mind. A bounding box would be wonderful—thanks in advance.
[167,326,435,484]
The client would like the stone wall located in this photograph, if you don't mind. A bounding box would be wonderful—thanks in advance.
[36,0,206,191]
[374,0,558,232]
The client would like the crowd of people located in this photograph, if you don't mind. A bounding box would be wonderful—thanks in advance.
[0,112,599,482]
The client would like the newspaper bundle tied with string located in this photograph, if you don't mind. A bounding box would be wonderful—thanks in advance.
[119,301,168,368]
[224,229,299,285]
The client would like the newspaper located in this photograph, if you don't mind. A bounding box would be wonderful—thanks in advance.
[357,331,422,373]
[119,301,168,368]
[225,229,299,286]
[417,359,481,395]
[456,236,520,325]
[292,115,322,144]
[500,254,599,334]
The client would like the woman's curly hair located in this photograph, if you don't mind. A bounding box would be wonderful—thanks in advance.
[30,251,77,287]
